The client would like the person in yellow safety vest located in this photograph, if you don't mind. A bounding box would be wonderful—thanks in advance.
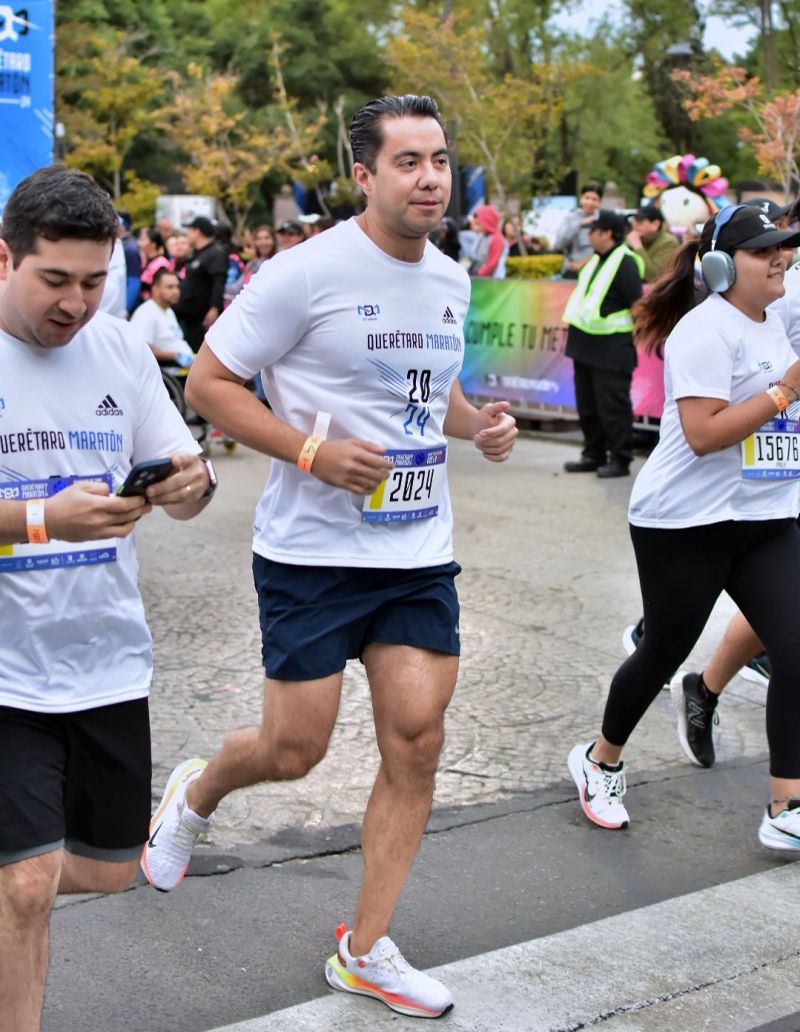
[562,209,645,478]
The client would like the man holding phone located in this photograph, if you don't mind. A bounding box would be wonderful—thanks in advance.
[0,165,216,1032]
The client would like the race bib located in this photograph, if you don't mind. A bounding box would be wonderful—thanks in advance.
[742,417,800,479]
[0,473,117,572]
[363,446,446,523]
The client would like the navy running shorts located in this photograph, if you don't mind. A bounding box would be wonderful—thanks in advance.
[0,698,152,866]
[252,556,462,681]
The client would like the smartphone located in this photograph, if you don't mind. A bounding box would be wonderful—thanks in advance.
[117,458,174,497]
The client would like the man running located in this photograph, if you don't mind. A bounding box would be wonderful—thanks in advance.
[141,94,517,1019]
[0,165,216,1032]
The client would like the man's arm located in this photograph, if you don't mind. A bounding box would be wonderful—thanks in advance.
[443,380,518,462]
[0,483,148,546]
[144,451,214,520]
[615,255,644,307]
[203,250,229,329]
[185,344,394,494]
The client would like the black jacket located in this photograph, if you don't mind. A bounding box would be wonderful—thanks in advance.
[174,241,228,322]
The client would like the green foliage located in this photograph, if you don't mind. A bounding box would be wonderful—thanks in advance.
[52,0,791,225]
[505,254,563,279]
[385,8,566,207]
[557,30,669,202]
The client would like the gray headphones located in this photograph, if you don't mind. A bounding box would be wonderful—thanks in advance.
[701,204,746,293]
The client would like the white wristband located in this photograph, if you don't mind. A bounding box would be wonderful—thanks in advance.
[26,499,48,544]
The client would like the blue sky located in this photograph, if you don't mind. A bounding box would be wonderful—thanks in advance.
[555,3,756,61]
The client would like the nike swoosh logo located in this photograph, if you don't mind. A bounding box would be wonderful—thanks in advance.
[148,822,163,848]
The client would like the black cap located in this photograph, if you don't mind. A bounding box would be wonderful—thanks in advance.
[742,196,792,222]
[589,209,628,239]
[276,220,304,235]
[183,216,215,236]
[634,204,664,223]
[713,205,800,252]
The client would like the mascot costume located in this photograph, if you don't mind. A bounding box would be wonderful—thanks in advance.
[642,153,730,238]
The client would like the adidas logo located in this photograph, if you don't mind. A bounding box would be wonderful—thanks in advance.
[96,393,123,416]
[442,306,456,325]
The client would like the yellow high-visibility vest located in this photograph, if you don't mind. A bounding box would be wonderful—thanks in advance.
[563,245,645,335]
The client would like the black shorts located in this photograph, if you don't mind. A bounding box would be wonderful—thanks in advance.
[253,556,462,681]
[0,698,152,866]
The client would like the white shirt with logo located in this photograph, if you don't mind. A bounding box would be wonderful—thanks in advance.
[629,293,800,527]
[206,218,471,568]
[0,311,199,713]
[129,299,194,358]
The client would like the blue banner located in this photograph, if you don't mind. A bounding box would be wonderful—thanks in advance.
[0,0,53,213]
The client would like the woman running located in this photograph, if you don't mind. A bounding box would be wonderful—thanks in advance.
[568,203,800,851]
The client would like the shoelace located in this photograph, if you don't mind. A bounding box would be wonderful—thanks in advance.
[369,940,412,975]
[600,766,626,800]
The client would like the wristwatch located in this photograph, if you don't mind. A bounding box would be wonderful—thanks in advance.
[199,457,218,499]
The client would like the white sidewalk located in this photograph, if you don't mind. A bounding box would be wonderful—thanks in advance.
[209,864,800,1032]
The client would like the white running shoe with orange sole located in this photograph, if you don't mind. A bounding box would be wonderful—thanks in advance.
[140,757,212,891]
[325,923,453,1019]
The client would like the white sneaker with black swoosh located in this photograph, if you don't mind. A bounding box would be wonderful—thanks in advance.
[141,757,212,891]
[758,804,800,851]
[567,742,629,829]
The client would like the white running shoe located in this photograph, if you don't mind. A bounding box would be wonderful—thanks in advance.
[325,924,453,1018]
[758,805,800,851]
[141,758,212,891]
[567,742,629,829]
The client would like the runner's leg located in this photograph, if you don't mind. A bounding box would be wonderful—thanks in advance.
[0,850,60,1032]
[593,524,732,764]
[702,610,764,693]
[186,672,343,817]
[349,643,457,956]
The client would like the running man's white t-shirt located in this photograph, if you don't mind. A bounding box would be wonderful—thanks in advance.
[0,311,199,713]
[130,299,194,359]
[772,261,800,357]
[206,218,471,568]
[629,293,800,528]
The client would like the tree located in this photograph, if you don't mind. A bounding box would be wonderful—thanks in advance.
[384,8,566,208]
[673,63,800,194]
[164,53,327,235]
[557,31,669,202]
[57,24,166,201]
[621,0,707,153]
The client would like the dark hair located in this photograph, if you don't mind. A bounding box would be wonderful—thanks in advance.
[142,227,165,252]
[1,164,118,265]
[215,223,234,247]
[151,266,178,288]
[634,240,702,351]
[580,181,603,197]
[634,210,745,351]
[350,94,446,172]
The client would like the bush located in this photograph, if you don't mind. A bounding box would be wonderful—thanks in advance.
[505,254,563,279]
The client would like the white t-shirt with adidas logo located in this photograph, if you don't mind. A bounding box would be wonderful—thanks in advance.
[206,217,471,568]
[0,311,199,712]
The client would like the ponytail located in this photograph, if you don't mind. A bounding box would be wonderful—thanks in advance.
[634,239,702,355]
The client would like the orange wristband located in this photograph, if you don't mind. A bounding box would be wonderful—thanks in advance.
[767,385,789,413]
[296,411,332,474]
[297,435,323,473]
[26,499,48,544]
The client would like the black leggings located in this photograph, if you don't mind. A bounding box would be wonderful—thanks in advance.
[602,518,800,778]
